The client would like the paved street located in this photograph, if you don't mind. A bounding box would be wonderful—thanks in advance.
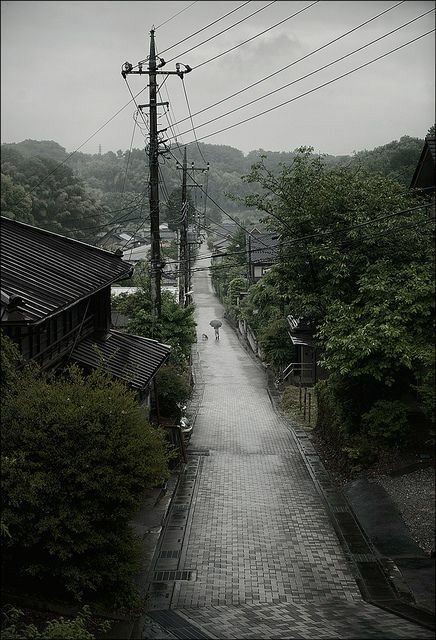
[143,253,433,639]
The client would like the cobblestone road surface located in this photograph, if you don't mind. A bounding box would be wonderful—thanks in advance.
[142,254,433,639]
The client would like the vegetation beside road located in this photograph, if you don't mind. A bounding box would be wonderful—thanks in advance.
[215,141,434,468]
[1,332,172,611]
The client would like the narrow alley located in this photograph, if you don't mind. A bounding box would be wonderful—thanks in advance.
[141,253,433,639]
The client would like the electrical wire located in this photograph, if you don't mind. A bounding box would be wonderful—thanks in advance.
[120,113,139,199]
[181,77,208,164]
[162,201,434,265]
[177,29,435,146]
[157,1,252,56]
[12,85,149,205]
[163,146,274,249]
[165,0,278,64]
[193,0,320,70]
[171,8,435,140]
[171,0,406,127]
[156,0,199,30]
[184,214,435,274]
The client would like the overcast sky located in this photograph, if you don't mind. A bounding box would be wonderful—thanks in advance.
[1,1,435,158]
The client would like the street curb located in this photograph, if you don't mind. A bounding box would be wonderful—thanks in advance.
[266,387,435,632]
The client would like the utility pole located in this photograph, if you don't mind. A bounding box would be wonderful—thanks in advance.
[177,153,209,306]
[179,147,188,306]
[121,30,192,317]
[147,30,161,317]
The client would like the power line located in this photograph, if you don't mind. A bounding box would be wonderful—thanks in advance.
[164,200,434,265]
[171,8,435,140]
[165,0,278,64]
[177,29,435,147]
[120,113,139,199]
[156,0,199,30]
[181,77,207,164]
[12,86,149,204]
[193,1,320,70]
[171,0,406,127]
[158,1,252,55]
[185,214,436,275]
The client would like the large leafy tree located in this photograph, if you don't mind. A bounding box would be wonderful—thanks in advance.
[1,339,171,604]
[1,146,107,242]
[238,148,434,439]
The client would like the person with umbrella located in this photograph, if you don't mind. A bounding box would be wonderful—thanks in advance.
[210,319,222,341]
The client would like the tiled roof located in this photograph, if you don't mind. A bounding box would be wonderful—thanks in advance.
[0,217,132,324]
[248,232,278,264]
[286,315,315,347]
[71,330,170,390]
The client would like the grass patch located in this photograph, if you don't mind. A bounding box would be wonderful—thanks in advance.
[280,384,317,431]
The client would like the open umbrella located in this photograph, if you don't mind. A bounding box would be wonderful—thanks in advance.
[209,319,222,328]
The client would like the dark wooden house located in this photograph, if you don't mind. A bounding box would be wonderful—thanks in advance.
[0,217,170,407]
[410,135,435,195]
[278,315,327,387]
[246,231,278,283]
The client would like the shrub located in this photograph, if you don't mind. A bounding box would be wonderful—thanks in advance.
[1,605,109,640]
[361,399,409,445]
[1,365,171,604]
[314,379,345,447]
[156,364,192,420]
[257,318,295,370]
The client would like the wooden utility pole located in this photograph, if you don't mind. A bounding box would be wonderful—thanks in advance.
[179,147,188,306]
[177,152,208,306]
[148,29,161,317]
[121,30,192,317]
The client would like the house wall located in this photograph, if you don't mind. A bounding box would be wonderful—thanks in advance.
[253,265,271,282]
[2,287,112,370]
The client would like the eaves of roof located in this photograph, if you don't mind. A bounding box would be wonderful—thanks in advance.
[71,330,171,390]
[1,217,132,325]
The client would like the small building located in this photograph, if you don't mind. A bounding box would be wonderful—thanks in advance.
[0,217,170,408]
[410,135,435,226]
[123,242,151,265]
[278,316,327,387]
[211,236,232,265]
[410,136,436,194]
[246,232,278,283]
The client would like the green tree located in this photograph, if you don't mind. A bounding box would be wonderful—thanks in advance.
[112,266,196,366]
[1,146,107,242]
[1,356,171,604]
[238,148,434,446]
[349,135,425,186]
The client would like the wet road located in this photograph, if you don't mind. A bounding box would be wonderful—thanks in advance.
[143,252,433,639]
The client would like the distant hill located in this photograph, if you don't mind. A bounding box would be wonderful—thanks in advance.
[1,132,428,241]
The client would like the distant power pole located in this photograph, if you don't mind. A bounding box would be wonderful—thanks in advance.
[98,144,102,155]
[177,151,209,306]
[122,30,192,317]
[179,148,188,306]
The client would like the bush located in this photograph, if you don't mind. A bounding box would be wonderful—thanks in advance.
[156,364,192,420]
[257,318,295,370]
[1,365,172,604]
[1,605,109,639]
[314,379,345,447]
[361,399,409,445]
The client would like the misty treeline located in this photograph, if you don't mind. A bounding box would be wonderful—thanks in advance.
[1,134,427,243]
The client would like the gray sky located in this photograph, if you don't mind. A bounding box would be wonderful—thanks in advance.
[1,1,435,157]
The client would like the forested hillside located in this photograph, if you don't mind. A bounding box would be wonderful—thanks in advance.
[0,133,428,244]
